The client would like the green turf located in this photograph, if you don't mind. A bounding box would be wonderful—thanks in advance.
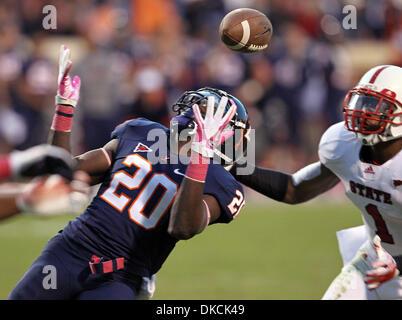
[0,201,363,300]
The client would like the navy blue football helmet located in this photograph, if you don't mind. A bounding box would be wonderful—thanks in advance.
[170,87,250,166]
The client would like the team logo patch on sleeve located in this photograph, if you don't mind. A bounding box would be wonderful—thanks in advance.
[134,143,152,153]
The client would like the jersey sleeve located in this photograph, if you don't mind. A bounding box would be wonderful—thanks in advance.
[203,164,245,224]
[318,122,353,167]
[111,118,167,140]
[111,120,130,140]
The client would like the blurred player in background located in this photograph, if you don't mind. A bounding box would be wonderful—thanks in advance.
[0,144,73,182]
[0,144,89,220]
[8,45,249,300]
[231,65,402,300]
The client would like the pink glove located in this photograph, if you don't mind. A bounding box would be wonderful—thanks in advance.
[55,45,81,107]
[52,45,81,132]
[365,236,399,290]
[191,95,236,158]
[185,95,236,182]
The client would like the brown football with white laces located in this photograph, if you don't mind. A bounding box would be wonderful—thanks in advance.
[219,8,273,53]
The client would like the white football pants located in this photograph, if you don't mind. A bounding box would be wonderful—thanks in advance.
[322,225,402,300]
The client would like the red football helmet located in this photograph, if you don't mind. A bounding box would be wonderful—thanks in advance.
[343,65,402,145]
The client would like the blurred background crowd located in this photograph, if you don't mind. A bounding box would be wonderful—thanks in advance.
[0,0,400,174]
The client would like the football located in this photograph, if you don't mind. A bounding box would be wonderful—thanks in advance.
[219,8,273,53]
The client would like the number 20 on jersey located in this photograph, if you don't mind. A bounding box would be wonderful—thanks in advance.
[101,154,178,230]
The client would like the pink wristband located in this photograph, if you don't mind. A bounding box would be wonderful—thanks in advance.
[0,155,11,180]
[51,105,74,132]
[185,152,209,183]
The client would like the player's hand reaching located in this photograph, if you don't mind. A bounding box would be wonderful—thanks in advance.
[17,171,91,216]
[191,95,237,158]
[56,45,81,107]
[364,235,399,290]
[171,95,237,237]
[9,144,75,181]
[51,45,80,132]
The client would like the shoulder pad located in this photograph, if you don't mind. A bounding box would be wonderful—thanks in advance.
[318,122,357,165]
[111,118,167,140]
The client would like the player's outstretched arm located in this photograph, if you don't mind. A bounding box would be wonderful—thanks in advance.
[0,171,90,220]
[0,144,75,181]
[232,161,340,204]
[168,96,237,239]
[48,45,81,152]
[46,45,115,185]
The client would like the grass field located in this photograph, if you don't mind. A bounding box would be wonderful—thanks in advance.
[0,200,363,300]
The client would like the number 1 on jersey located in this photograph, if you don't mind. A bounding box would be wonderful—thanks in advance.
[365,204,394,244]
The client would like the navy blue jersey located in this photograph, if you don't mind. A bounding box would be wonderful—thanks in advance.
[61,118,245,278]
